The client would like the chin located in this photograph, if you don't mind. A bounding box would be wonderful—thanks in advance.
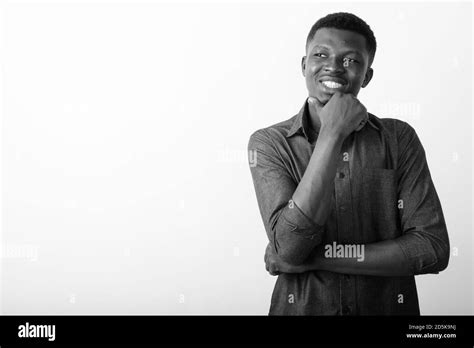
[316,93,332,104]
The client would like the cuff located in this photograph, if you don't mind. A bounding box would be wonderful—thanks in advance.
[394,232,438,274]
[279,200,325,242]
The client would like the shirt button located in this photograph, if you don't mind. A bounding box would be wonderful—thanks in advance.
[342,306,351,315]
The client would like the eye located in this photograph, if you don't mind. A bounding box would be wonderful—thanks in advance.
[314,53,327,58]
[343,57,358,64]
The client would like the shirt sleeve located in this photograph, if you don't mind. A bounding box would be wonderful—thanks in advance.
[394,121,450,275]
[248,129,325,265]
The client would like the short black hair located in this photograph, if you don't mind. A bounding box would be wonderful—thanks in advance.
[306,12,377,66]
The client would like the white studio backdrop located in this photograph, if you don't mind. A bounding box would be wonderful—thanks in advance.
[0,1,472,314]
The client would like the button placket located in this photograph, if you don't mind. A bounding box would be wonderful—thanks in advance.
[335,138,357,315]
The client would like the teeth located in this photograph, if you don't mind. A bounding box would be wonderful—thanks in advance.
[322,81,343,89]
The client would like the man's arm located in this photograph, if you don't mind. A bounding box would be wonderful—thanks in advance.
[308,240,413,276]
[290,127,343,231]
[292,95,366,229]
[266,240,412,276]
[248,129,327,266]
[264,121,450,276]
[249,94,367,266]
[390,121,450,274]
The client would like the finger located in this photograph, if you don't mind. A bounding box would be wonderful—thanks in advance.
[347,93,361,104]
[355,121,364,132]
[269,261,277,275]
[269,266,280,276]
[265,258,271,272]
[266,243,272,253]
[264,243,271,261]
[355,117,367,132]
[329,91,343,101]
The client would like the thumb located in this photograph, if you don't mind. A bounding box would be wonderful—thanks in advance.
[308,96,327,110]
[307,96,318,106]
[307,96,320,110]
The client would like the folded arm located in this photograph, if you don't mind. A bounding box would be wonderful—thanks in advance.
[266,239,411,276]
[248,127,344,265]
[264,122,450,277]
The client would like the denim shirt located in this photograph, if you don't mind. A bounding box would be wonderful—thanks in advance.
[248,99,450,315]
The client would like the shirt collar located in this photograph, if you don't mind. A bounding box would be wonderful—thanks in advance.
[286,102,308,138]
[286,98,380,140]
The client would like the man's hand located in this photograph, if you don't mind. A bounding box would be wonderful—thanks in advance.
[264,243,308,276]
[309,92,368,139]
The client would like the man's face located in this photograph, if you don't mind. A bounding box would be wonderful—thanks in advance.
[302,27,373,105]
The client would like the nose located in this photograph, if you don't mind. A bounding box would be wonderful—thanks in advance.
[324,57,345,73]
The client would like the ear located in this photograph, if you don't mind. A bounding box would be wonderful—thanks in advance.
[301,56,307,77]
[361,67,373,88]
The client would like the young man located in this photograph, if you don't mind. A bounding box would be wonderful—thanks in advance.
[248,12,449,315]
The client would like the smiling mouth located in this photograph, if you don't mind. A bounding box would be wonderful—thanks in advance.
[321,80,345,89]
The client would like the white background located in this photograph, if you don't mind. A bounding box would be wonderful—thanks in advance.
[0,1,472,314]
